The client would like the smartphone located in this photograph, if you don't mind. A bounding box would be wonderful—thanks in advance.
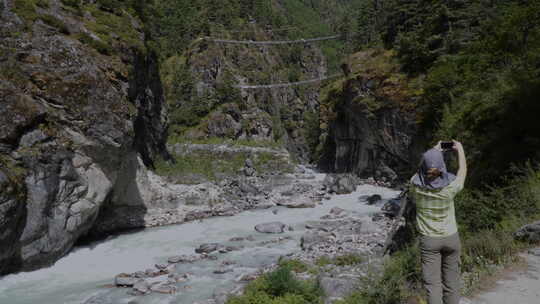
[441,141,454,150]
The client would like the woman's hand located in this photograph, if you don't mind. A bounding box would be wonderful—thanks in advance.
[452,140,464,153]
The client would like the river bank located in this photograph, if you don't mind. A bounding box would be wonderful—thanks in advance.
[0,166,402,304]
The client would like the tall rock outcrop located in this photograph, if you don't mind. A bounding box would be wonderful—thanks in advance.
[318,50,423,182]
[0,1,167,274]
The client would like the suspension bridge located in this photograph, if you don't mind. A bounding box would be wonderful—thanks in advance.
[234,74,342,89]
[197,29,344,89]
[204,34,341,45]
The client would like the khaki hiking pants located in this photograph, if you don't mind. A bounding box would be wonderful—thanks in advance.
[420,233,461,304]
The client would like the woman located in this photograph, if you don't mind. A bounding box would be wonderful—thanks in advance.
[410,140,467,304]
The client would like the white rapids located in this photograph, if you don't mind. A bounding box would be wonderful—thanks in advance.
[0,174,400,304]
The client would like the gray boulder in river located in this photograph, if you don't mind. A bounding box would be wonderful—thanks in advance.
[323,174,359,195]
[255,222,287,234]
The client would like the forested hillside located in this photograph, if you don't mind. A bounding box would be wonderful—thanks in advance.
[148,0,362,166]
[383,0,540,186]
[326,1,540,302]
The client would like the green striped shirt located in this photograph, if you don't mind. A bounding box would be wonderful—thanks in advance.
[410,174,465,237]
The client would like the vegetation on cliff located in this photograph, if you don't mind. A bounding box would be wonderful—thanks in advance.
[149,0,364,165]
[322,0,540,302]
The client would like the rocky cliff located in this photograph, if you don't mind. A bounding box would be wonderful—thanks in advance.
[0,0,168,274]
[317,50,423,183]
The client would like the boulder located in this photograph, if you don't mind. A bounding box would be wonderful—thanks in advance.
[329,207,345,215]
[320,214,341,220]
[381,199,401,217]
[376,165,398,183]
[133,271,148,278]
[323,174,357,195]
[229,236,246,242]
[19,129,48,148]
[167,273,189,283]
[301,231,335,250]
[213,268,234,274]
[305,221,333,232]
[238,179,260,195]
[277,198,316,208]
[514,221,540,242]
[155,263,168,270]
[131,279,151,295]
[150,283,177,294]
[318,276,358,303]
[366,194,382,205]
[167,254,200,264]
[371,213,385,222]
[357,195,370,202]
[243,167,256,177]
[115,274,138,287]
[255,222,286,234]
[195,243,221,254]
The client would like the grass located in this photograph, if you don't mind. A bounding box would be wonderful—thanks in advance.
[278,258,309,273]
[35,0,49,9]
[155,148,293,183]
[168,136,284,149]
[39,14,69,34]
[460,229,526,296]
[315,254,363,267]
[0,155,28,201]
[13,0,39,23]
[76,32,115,55]
[155,151,246,183]
[83,3,145,53]
[60,0,79,8]
[226,266,324,304]
[335,245,422,304]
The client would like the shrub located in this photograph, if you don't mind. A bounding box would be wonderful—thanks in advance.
[336,245,421,304]
[76,32,114,55]
[456,164,540,232]
[227,266,323,304]
[155,151,246,183]
[334,254,363,266]
[278,258,309,273]
[461,229,520,273]
[60,0,79,8]
[39,14,70,34]
[13,0,39,22]
[315,254,363,267]
[96,0,123,14]
[36,0,49,9]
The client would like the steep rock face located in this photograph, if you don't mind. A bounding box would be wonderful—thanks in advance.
[318,50,422,182]
[131,52,171,167]
[0,1,167,274]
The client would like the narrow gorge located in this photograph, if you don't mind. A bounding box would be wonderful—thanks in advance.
[2,1,540,304]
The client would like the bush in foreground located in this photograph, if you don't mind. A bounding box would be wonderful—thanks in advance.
[227,266,324,304]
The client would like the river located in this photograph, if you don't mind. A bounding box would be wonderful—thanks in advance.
[0,173,399,304]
